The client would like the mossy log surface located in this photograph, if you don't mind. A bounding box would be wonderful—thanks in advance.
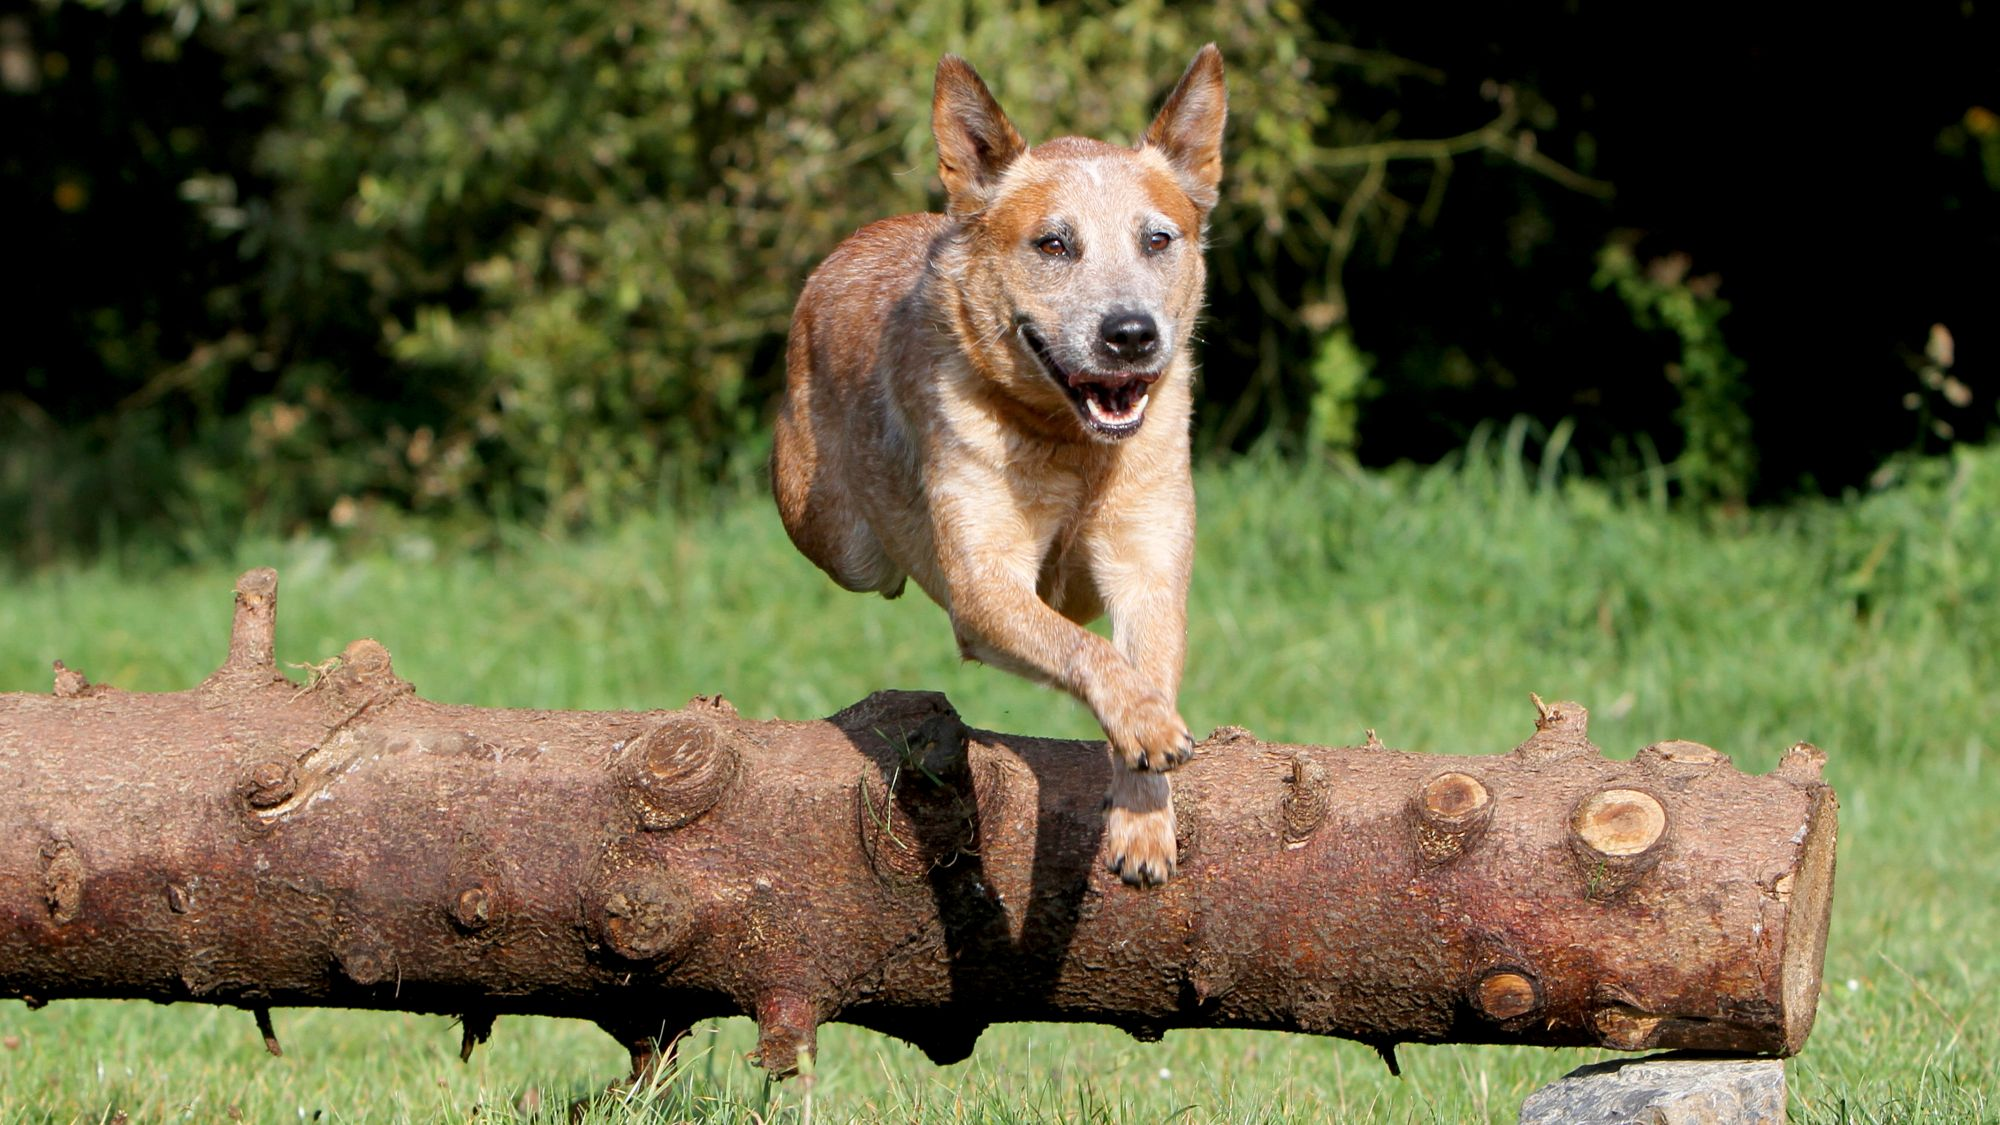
[0,569,1837,1078]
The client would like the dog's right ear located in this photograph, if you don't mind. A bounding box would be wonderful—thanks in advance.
[933,55,1026,215]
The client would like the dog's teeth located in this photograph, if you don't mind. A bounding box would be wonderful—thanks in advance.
[1084,389,1150,428]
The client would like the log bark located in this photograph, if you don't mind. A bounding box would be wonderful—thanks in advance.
[0,569,1838,1078]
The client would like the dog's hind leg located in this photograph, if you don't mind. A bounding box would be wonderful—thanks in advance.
[774,465,906,599]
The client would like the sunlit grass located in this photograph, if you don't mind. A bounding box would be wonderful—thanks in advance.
[3,446,1996,1121]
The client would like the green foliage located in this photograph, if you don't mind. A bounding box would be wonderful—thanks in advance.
[1305,327,1373,455]
[1939,104,2000,193]
[17,0,1383,547]
[15,3,1992,559]
[10,0,1644,557]
[1594,234,1753,502]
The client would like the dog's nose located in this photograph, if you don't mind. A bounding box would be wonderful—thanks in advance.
[1098,312,1159,360]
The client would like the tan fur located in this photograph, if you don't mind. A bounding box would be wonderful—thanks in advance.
[773,46,1227,886]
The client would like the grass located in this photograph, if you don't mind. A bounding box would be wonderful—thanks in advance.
[3,437,1997,1122]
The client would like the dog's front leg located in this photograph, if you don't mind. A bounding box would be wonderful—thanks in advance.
[948,575,1190,887]
[1088,484,1195,886]
[938,509,1190,700]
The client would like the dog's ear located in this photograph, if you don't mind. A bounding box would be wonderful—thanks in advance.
[1141,43,1227,214]
[933,55,1026,215]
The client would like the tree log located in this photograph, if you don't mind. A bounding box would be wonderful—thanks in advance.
[0,569,1837,1078]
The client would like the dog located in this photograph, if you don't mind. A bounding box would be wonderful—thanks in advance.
[772,45,1226,886]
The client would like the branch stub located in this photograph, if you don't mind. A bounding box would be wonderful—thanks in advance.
[596,875,695,964]
[451,885,493,932]
[1573,788,1667,857]
[622,717,738,831]
[1636,739,1731,775]
[52,661,92,698]
[1413,771,1493,864]
[1776,741,1829,783]
[1514,697,1595,760]
[1475,969,1540,1021]
[1278,753,1328,847]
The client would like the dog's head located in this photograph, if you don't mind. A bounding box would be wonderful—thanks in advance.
[932,46,1227,441]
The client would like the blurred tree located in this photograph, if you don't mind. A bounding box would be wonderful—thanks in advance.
[4,0,1993,561]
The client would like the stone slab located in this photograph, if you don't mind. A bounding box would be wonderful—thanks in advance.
[1519,1055,1785,1125]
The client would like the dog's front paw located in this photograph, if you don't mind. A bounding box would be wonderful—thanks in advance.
[1106,802,1178,887]
[1103,690,1194,772]
[1104,771,1177,887]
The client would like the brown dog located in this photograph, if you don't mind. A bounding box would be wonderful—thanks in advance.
[772,46,1226,886]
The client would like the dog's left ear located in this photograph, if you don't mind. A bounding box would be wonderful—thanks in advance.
[1141,43,1227,214]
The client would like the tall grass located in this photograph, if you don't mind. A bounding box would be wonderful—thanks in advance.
[2,443,1996,1121]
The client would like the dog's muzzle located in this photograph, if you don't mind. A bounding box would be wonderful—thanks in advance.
[1021,327,1161,438]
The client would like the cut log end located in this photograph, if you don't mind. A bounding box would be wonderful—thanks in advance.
[1779,785,1839,1055]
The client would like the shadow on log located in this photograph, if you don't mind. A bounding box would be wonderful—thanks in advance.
[0,569,1837,1080]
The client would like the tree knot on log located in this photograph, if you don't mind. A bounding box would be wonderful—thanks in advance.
[333,931,396,988]
[1473,968,1542,1024]
[620,716,739,831]
[1277,752,1328,847]
[236,759,299,811]
[450,884,495,933]
[1635,739,1731,776]
[38,839,84,925]
[591,870,697,965]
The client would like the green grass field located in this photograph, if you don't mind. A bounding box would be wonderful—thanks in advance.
[3,441,1997,1122]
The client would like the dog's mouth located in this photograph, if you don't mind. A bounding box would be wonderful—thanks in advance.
[1020,328,1160,437]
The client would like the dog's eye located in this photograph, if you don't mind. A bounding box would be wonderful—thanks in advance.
[1036,236,1069,257]
[1146,230,1173,253]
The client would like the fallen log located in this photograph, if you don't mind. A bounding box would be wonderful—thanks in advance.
[0,569,1837,1079]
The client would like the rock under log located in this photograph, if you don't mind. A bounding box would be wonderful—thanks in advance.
[1519,1055,1786,1124]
